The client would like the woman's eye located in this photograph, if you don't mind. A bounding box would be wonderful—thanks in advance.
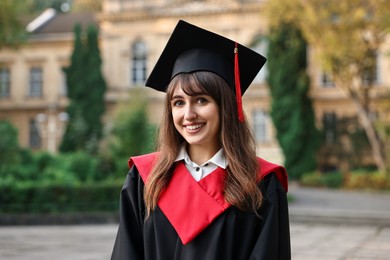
[172,100,184,106]
[196,97,208,104]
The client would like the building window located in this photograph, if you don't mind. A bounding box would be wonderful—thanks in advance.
[320,72,335,88]
[131,41,147,86]
[321,52,380,88]
[322,112,337,145]
[29,118,41,148]
[60,67,67,96]
[0,67,10,98]
[29,67,43,97]
[252,37,268,84]
[362,52,379,86]
[252,109,270,143]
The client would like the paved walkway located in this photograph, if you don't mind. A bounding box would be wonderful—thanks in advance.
[0,223,389,260]
[288,184,390,226]
[288,185,390,259]
[0,186,390,259]
[291,224,390,259]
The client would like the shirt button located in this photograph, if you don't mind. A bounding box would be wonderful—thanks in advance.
[196,167,200,172]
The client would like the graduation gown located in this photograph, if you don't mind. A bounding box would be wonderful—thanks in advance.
[111,152,291,260]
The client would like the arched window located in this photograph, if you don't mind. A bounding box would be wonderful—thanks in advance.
[131,41,147,86]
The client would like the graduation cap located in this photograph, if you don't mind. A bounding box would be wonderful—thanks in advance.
[145,20,267,122]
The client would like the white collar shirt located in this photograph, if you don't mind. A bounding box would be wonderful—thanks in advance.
[175,146,228,182]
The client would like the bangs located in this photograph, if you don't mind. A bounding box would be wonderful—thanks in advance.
[167,73,211,100]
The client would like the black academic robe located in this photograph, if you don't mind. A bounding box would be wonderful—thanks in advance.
[111,153,291,260]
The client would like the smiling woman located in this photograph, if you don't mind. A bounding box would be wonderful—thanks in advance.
[111,20,291,260]
[169,73,221,163]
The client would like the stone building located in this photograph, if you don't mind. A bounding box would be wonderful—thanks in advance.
[1,0,389,167]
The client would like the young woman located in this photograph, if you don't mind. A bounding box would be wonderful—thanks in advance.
[111,20,291,260]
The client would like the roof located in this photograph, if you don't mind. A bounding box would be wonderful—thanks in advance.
[28,9,97,34]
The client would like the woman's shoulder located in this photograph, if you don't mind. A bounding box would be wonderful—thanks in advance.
[256,157,288,192]
[128,152,159,182]
[128,152,159,166]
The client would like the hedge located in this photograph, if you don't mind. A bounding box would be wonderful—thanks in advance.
[301,171,390,190]
[0,181,123,213]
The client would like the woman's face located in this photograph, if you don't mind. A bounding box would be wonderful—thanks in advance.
[170,84,220,151]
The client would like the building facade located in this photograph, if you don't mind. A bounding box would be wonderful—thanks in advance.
[1,0,389,167]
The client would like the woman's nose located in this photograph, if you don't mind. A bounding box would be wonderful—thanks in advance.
[184,105,197,120]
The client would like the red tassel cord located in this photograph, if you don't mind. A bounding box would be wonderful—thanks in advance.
[234,42,244,122]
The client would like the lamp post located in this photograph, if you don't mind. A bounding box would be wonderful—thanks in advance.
[36,106,68,153]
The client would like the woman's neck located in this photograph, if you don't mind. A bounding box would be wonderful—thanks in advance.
[187,144,221,165]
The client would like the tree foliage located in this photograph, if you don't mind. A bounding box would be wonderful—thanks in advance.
[267,23,320,179]
[0,120,21,165]
[104,90,156,177]
[27,0,70,13]
[27,0,101,13]
[265,0,390,173]
[72,0,103,12]
[60,24,107,154]
[375,95,390,173]
[0,0,27,50]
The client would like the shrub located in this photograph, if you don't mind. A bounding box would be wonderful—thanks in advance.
[0,180,123,213]
[301,171,343,188]
[301,170,390,190]
[300,172,323,187]
[321,171,344,188]
[345,172,390,190]
[0,120,21,165]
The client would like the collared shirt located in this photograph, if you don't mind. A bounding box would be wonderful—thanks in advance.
[175,146,228,182]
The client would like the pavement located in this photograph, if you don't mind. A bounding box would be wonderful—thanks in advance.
[288,183,390,227]
[288,184,390,259]
[0,185,390,260]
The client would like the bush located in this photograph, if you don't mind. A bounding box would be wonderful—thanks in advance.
[345,172,390,190]
[301,170,390,190]
[55,152,102,182]
[300,172,323,187]
[103,93,157,178]
[301,171,343,188]
[0,120,21,165]
[0,164,38,182]
[0,180,123,213]
[322,172,344,188]
[0,149,123,213]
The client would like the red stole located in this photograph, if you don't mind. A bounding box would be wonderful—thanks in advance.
[128,152,288,245]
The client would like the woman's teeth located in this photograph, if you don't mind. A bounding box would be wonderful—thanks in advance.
[186,124,202,130]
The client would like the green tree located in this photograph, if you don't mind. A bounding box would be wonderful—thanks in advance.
[267,23,320,179]
[0,0,27,50]
[28,0,70,13]
[60,24,107,154]
[105,90,156,176]
[376,94,390,173]
[83,25,107,152]
[60,24,86,152]
[266,0,390,173]
[71,0,102,12]
[27,0,101,13]
[0,120,21,165]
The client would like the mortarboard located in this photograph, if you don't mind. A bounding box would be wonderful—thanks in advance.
[145,20,267,122]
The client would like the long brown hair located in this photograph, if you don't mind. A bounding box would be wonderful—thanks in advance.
[144,71,262,216]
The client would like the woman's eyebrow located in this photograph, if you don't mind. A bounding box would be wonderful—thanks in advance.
[171,93,207,99]
[171,95,183,99]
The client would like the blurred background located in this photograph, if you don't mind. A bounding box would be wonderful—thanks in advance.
[0,0,389,259]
